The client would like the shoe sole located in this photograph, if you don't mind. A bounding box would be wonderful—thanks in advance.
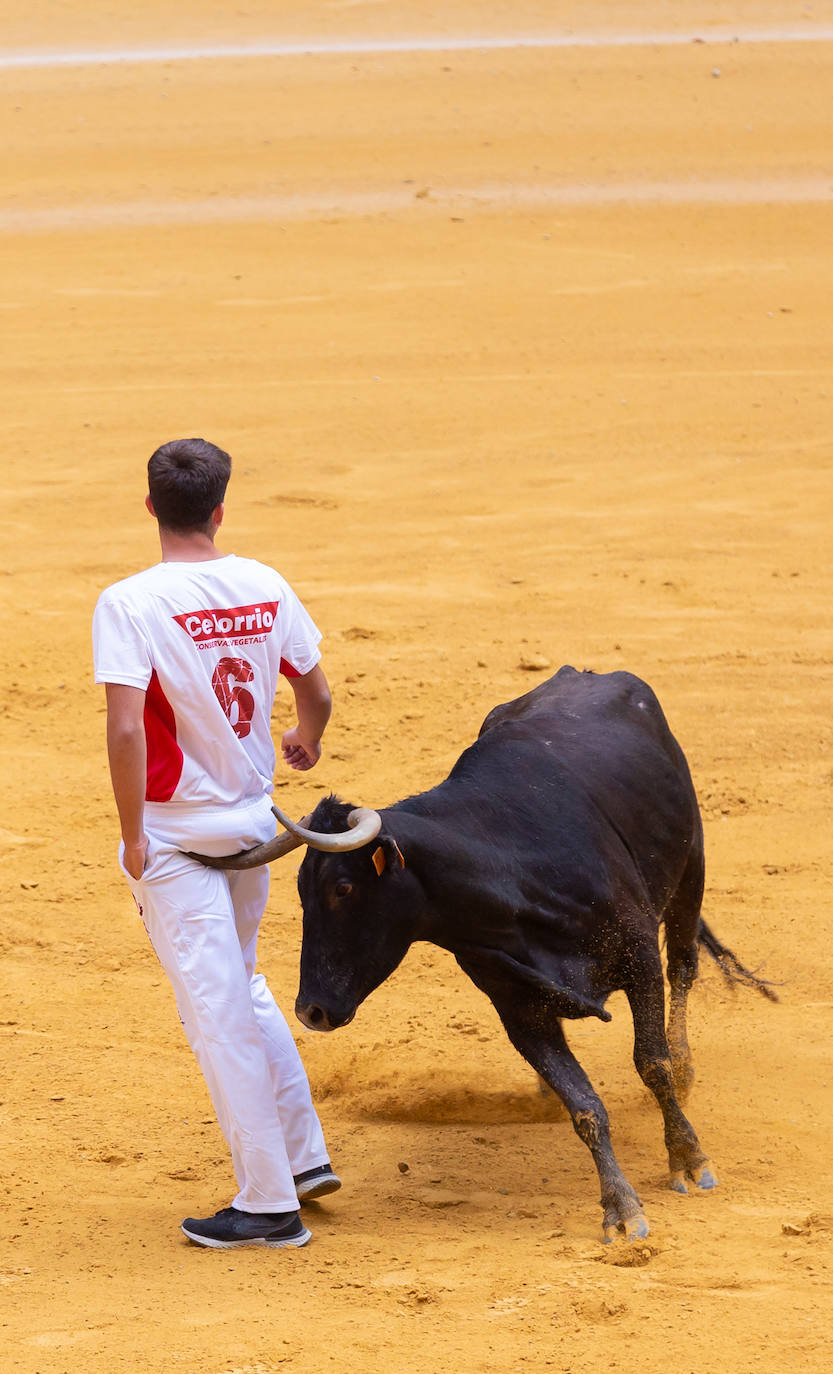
[296,1174,342,1202]
[181,1223,312,1249]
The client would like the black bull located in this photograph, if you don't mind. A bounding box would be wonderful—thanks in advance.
[201,667,775,1241]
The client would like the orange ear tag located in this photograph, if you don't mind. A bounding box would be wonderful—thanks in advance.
[371,843,406,876]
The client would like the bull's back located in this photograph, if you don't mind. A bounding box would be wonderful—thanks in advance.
[472,667,701,912]
[479,666,668,743]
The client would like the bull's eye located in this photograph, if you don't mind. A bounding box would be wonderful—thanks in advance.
[334,879,353,900]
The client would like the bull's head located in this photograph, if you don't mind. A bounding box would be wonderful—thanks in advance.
[295,797,418,1031]
[187,796,418,1032]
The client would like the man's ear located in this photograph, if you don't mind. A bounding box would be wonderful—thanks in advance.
[145,494,156,517]
[371,838,405,877]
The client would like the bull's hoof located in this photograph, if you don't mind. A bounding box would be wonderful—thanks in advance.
[602,1210,650,1244]
[669,1161,719,1194]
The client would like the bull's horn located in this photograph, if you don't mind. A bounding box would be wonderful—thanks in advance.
[270,802,382,852]
[186,803,382,870]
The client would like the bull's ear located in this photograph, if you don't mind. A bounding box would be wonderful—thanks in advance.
[371,839,405,876]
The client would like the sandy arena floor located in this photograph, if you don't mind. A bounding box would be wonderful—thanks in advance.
[2,2,832,1370]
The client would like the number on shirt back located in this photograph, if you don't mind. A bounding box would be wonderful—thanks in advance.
[212,657,255,739]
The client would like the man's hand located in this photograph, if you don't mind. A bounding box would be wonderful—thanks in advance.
[281,727,322,771]
[283,665,332,771]
[123,837,149,880]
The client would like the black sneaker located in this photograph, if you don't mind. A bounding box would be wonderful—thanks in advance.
[181,1206,311,1249]
[293,1164,342,1202]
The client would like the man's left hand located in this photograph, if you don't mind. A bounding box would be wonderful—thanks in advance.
[123,837,149,879]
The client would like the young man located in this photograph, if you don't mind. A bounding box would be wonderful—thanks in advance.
[93,437,338,1250]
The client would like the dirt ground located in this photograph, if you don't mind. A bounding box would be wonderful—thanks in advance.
[2,2,832,1370]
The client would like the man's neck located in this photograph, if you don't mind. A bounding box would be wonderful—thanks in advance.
[157,527,227,563]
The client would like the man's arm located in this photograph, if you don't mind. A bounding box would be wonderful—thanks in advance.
[104,682,148,879]
[281,664,332,771]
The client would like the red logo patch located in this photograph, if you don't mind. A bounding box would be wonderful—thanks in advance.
[173,601,279,645]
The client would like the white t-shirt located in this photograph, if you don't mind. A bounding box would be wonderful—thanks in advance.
[92,554,321,809]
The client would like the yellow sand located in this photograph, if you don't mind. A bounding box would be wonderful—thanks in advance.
[2,3,831,1370]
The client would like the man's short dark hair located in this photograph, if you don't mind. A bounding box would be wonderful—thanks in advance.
[148,438,232,531]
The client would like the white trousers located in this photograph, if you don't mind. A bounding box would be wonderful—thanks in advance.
[120,796,328,1213]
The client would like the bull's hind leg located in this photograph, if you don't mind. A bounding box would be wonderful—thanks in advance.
[498,1009,649,1243]
[663,838,706,1102]
[666,954,697,1103]
[623,942,717,1196]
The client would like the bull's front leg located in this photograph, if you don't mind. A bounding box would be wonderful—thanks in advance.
[498,1009,649,1242]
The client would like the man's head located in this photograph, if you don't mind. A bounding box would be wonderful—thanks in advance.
[147,437,232,532]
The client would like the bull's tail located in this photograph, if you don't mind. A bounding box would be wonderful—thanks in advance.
[698,918,779,1002]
